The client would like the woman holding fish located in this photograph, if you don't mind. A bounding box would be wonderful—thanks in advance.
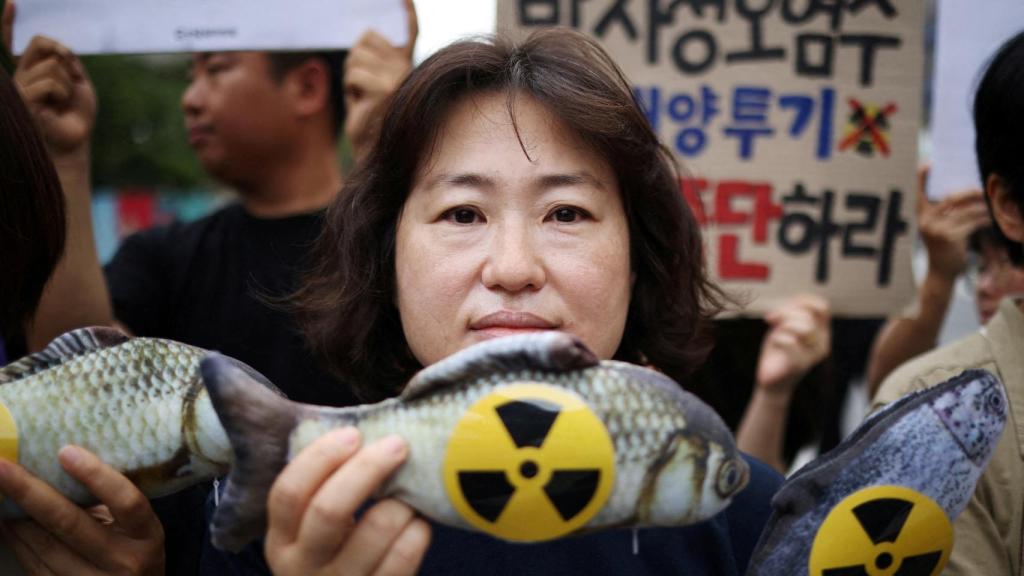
[200,29,783,575]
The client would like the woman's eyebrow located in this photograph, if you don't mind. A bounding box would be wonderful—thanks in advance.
[535,172,606,191]
[427,171,605,191]
[433,173,495,190]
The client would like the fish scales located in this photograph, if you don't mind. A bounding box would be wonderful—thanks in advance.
[747,369,1006,576]
[0,327,262,516]
[291,365,696,530]
[204,331,748,552]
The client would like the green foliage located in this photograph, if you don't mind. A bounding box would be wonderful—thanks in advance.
[83,54,210,188]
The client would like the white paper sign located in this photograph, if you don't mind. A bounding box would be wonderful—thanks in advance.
[928,0,1024,199]
[12,0,408,55]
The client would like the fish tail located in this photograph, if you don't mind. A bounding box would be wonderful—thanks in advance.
[201,353,302,552]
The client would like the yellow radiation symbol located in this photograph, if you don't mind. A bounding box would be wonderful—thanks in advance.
[809,485,952,576]
[443,383,615,542]
[0,399,18,465]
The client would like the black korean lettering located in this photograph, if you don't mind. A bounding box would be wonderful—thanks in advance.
[518,0,560,26]
[847,0,897,18]
[673,30,718,74]
[842,193,880,257]
[778,184,840,283]
[878,189,907,286]
[726,0,786,64]
[570,0,591,28]
[677,0,727,20]
[778,184,819,253]
[812,190,839,282]
[839,34,901,87]
[780,0,845,31]
[647,0,725,66]
[594,0,639,40]
[795,33,834,77]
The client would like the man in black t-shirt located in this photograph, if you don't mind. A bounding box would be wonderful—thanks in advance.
[9,3,418,574]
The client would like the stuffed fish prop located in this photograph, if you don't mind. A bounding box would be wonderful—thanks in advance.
[0,326,275,515]
[202,331,750,552]
[747,369,1007,576]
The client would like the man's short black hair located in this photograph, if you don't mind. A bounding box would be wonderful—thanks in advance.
[974,31,1024,264]
[266,51,348,140]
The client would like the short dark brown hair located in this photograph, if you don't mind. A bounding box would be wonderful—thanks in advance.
[295,29,724,400]
[0,68,66,338]
[266,51,347,140]
[975,31,1024,265]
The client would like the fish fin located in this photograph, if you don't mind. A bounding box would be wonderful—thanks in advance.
[221,356,285,397]
[768,469,830,518]
[401,331,599,401]
[0,326,130,383]
[201,353,300,552]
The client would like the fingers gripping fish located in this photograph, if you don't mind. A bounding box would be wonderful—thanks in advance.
[202,331,750,552]
[0,327,278,515]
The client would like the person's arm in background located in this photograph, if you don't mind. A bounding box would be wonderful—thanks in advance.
[1,7,164,574]
[3,5,114,351]
[343,0,416,164]
[865,167,990,398]
[736,295,831,473]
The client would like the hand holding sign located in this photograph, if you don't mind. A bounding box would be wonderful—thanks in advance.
[3,2,96,160]
[344,0,418,164]
[916,166,990,281]
[12,37,96,160]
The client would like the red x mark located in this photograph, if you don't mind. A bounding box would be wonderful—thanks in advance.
[838,99,898,157]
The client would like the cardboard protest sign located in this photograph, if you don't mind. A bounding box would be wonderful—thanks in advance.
[928,0,1024,200]
[498,0,922,316]
[12,0,407,55]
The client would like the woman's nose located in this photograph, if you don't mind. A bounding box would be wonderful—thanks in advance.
[480,221,546,293]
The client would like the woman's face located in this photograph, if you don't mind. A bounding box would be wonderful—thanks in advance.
[395,92,633,367]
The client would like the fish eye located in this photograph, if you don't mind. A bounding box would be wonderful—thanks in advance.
[715,459,742,497]
[987,391,1003,413]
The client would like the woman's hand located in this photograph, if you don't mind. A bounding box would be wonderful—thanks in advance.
[9,31,97,161]
[0,445,165,575]
[916,166,990,281]
[264,428,431,576]
[343,0,417,163]
[756,294,832,396]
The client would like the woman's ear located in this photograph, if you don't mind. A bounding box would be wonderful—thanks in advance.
[987,174,1024,243]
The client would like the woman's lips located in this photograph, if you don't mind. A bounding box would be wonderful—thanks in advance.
[469,311,558,338]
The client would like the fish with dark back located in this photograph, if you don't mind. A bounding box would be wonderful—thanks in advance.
[0,326,273,515]
[747,369,1006,576]
[202,330,750,552]
[0,327,749,554]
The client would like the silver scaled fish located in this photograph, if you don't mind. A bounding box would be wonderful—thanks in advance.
[201,331,750,552]
[747,369,1007,576]
[0,326,273,514]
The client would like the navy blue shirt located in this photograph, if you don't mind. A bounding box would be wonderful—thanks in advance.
[200,455,781,575]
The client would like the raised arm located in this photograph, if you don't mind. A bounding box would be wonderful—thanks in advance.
[5,12,113,349]
[343,0,417,164]
[736,294,831,473]
[866,167,989,398]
